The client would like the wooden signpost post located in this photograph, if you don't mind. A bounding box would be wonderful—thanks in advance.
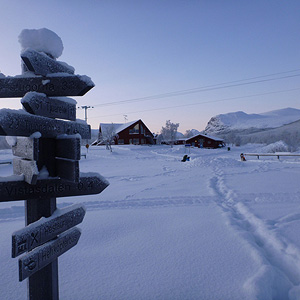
[0,42,109,300]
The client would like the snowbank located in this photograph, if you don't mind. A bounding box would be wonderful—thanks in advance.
[261,141,289,153]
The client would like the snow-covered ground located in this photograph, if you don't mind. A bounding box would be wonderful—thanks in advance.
[1,144,300,299]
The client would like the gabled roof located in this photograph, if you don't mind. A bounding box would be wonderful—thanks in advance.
[114,120,138,134]
[100,120,138,134]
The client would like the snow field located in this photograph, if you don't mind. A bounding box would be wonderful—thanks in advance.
[1,144,300,299]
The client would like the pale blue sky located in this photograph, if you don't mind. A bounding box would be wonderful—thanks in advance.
[0,0,300,133]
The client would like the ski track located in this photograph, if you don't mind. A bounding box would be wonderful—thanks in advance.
[0,196,216,222]
[209,157,300,299]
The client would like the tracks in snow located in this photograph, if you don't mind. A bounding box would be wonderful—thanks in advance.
[0,195,216,222]
[209,159,300,299]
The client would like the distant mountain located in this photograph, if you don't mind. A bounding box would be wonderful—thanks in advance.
[240,119,300,149]
[205,108,300,134]
[203,108,300,150]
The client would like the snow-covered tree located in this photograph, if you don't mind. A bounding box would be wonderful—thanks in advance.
[100,123,118,152]
[161,120,179,147]
[184,130,194,138]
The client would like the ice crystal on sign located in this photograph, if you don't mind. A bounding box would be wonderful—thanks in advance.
[18,28,64,59]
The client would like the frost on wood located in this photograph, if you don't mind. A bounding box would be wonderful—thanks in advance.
[51,97,77,105]
[0,108,91,139]
[56,133,81,140]
[12,204,86,257]
[0,75,94,98]
[80,171,110,187]
[21,49,75,76]
[18,227,81,281]
[78,75,95,87]
[21,92,77,121]
[0,174,109,202]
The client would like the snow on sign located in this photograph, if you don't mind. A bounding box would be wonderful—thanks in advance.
[13,157,39,185]
[0,75,94,98]
[21,49,75,76]
[0,28,109,300]
[12,204,85,258]
[22,92,76,121]
[19,227,81,281]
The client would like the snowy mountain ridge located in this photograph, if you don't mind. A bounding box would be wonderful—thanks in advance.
[205,107,300,134]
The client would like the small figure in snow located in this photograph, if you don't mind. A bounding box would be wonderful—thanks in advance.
[181,155,190,162]
[240,153,246,161]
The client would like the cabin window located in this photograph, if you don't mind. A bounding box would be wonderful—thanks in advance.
[129,124,139,134]
[118,139,124,144]
[129,138,139,144]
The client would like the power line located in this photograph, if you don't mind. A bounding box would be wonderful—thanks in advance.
[77,105,94,123]
[93,69,300,108]
[89,87,300,119]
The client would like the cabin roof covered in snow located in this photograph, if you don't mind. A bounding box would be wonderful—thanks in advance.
[100,120,139,134]
[177,133,224,142]
[186,133,224,142]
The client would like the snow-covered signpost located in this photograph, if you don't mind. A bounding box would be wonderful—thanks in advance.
[0,29,109,300]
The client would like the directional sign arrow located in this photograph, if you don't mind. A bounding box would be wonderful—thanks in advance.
[0,109,91,139]
[21,49,75,76]
[0,75,94,98]
[12,204,85,258]
[22,92,76,121]
[0,174,109,202]
[18,227,81,281]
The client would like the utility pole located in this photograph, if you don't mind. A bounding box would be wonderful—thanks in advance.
[77,106,94,150]
[78,105,94,123]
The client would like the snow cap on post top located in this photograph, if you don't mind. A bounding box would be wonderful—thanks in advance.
[18,28,63,59]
